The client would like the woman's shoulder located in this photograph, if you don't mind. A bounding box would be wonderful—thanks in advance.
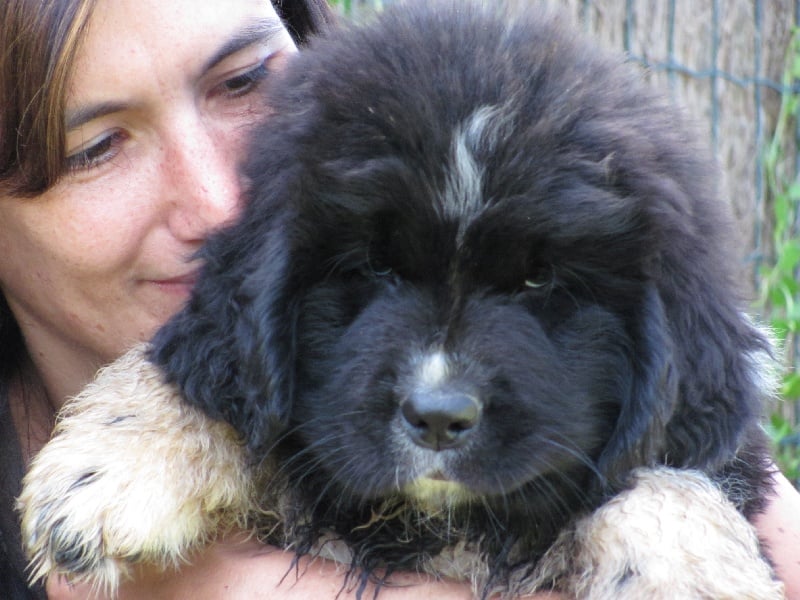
[0,397,46,600]
[0,557,46,600]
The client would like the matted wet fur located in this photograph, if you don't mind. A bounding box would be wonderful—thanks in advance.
[20,2,784,598]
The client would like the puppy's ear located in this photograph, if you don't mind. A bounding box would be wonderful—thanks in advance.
[597,174,773,489]
[596,285,677,487]
[652,255,773,470]
[149,220,296,453]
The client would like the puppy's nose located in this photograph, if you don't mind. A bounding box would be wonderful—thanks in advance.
[400,391,480,450]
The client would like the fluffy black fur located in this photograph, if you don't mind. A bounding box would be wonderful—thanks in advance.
[151,1,774,594]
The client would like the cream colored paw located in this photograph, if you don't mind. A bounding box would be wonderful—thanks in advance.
[18,345,255,595]
[544,468,784,600]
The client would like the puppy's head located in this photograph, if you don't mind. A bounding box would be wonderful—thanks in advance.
[152,1,770,523]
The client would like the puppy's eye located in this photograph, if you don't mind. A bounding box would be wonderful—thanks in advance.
[365,249,395,279]
[523,264,554,292]
[369,260,393,277]
[524,278,548,289]
[365,215,401,281]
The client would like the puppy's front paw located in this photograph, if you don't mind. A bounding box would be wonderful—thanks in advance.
[18,345,254,594]
[547,468,784,600]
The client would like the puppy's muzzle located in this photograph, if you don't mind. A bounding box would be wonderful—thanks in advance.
[400,389,481,450]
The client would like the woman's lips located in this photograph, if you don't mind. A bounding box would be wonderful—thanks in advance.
[148,270,200,295]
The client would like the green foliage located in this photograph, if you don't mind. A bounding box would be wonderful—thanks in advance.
[328,0,353,12]
[759,28,800,486]
[766,414,800,485]
[328,0,385,16]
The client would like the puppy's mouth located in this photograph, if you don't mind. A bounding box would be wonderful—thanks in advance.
[425,470,449,481]
[402,470,476,510]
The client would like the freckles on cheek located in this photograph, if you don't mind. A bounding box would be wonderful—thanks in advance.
[63,221,143,280]
[33,269,52,284]
[63,310,92,337]
[92,320,107,334]
[64,184,150,249]
[65,311,83,326]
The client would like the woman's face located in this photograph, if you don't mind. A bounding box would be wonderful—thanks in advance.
[0,0,296,391]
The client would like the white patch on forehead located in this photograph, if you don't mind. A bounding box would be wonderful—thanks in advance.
[442,104,514,242]
[445,125,484,220]
[416,350,450,388]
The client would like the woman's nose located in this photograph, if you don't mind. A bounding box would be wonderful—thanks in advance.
[162,118,244,242]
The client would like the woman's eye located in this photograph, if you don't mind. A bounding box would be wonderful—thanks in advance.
[65,131,127,173]
[220,63,269,98]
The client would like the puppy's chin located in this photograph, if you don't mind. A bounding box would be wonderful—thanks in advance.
[402,476,476,512]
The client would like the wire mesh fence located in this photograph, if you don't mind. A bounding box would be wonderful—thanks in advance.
[329,0,800,427]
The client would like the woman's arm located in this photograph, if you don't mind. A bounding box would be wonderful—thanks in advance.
[46,533,563,600]
[754,470,800,600]
[46,472,800,600]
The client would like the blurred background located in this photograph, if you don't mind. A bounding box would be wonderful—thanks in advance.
[328,0,800,485]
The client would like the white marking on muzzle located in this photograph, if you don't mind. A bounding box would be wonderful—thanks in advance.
[417,350,450,388]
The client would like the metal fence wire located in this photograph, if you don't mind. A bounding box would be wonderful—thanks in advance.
[332,0,800,424]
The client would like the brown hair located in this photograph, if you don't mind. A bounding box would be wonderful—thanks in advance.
[0,0,97,197]
[275,0,335,45]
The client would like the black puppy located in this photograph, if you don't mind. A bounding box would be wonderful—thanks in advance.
[21,2,783,598]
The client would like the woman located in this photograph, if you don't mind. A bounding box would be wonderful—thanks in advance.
[0,1,797,599]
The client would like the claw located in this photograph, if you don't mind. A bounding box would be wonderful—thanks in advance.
[17,344,254,594]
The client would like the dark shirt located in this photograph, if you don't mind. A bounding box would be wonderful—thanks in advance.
[0,399,46,599]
